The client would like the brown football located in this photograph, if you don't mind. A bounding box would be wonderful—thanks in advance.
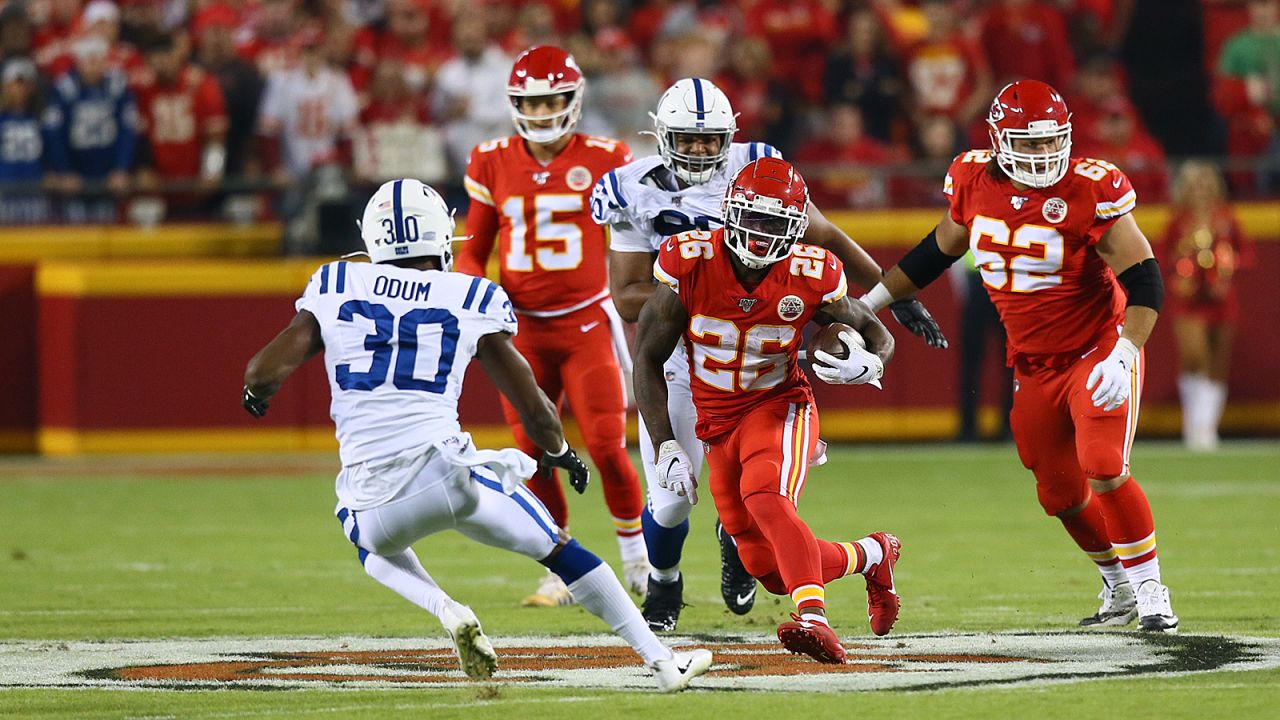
[807,322,858,367]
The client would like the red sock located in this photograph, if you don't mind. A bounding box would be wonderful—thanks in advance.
[1059,493,1126,584]
[1095,477,1158,573]
[525,470,568,529]
[819,541,864,583]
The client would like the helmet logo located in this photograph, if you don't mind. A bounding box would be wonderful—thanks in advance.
[1042,197,1068,224]
[988,100,1005,123]
[777,295,804,322]
[566,166,593,191]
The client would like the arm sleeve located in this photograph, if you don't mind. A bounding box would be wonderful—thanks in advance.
[457,148,498,277]
[653,239,682,292]
[820,252,848,304]
[1089,165,1137,244]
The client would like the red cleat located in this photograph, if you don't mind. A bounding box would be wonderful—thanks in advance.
[864,532,901,636]
[777,614,846,664]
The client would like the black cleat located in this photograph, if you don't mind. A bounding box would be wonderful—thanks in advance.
[717,520,757,615]
[642,575,684,632]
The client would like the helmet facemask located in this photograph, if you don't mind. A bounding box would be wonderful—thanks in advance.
[991,119,1072,188]
[652,123,735,184]
[722,193,809,269]
[510,88,582,145]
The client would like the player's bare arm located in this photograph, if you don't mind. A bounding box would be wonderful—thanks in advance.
[634,285,688,448]
[608,248,657,322]
[806,203,949,348]
[862,211,968,311]
[476,330,591,493]
[1095,213,1161,349]
[815,296,895,365]
[242,310,325,417]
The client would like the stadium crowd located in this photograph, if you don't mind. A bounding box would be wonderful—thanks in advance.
[0,0,1276,227]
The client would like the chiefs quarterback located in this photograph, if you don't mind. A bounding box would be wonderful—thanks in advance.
[454,46,648,608]
[861,80,1178,633]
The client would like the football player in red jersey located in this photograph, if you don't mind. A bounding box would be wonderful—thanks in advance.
[861,80,1179,633]
[455,46,647,607]
[635,157,903,663]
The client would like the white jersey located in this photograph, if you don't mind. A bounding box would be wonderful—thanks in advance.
[259,67,359,176]
[591,141,782,253]
[296,260,517,468]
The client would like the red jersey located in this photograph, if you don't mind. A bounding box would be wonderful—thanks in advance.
[944,150,1134,363]
[655,229,848,442]
[459,133,632,315]
[134,67,228,179]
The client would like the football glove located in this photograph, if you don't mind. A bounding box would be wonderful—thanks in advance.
[889,297,948,349]
[656,439,698,505]
[812,330,884,388]
[540,443,591,494]
[242,385,269,418]
[1086,338,1138,412]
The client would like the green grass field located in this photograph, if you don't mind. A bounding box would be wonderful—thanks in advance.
[3,442,1279,718]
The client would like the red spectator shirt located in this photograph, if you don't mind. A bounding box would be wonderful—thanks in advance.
[905,34,990,119]
[654,230,847,442]
[458,133,632,315]
[134,66,228,179]
[944,151,1135,364]
[978,1,1075,89]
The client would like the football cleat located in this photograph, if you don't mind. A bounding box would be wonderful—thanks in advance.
[650,648,713,692]
[1079,580,1137,627]
[624,558,653,596]
[716,520,757,615]
[777,614,846,664]
[864,532,902,636]
[642,574,684,632]
[440,600,497,680]
[521,570,575,607]
[1135,580,1179,634]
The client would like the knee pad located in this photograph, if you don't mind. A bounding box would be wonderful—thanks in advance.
[756,570,787,596]
[1078,440,1125,481]
[1035,471,1091,517]
[735,538,778,580]
[544,539,603,585]
[649,493,693,528]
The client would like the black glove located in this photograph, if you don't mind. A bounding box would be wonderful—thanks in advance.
[540,444,590,494]
[889,297,949,349]
[242,385,270,418]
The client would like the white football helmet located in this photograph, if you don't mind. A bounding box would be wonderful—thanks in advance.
[649,77,737,184]
[360,178,456,268]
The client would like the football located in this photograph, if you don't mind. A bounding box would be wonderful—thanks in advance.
[807,322,863,367]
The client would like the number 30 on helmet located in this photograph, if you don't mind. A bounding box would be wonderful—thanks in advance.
[359,178,457,268]
[987,80,1073,188]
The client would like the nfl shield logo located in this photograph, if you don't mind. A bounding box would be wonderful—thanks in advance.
[738,297,759,312]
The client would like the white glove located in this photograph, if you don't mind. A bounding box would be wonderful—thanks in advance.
[655,439,698,505]
[1086,338,1138,412]
[812,330,884,388]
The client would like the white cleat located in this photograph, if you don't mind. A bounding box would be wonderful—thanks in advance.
[521,570,575,607]
[651,649,713,693]
[1135,580,1180,634]
[440,600,497,680]
[624,559,653,596]
[1079,581,1137,627]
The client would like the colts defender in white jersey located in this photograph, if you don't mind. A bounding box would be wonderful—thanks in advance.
[593,78,950,632]
[242,178,711,691]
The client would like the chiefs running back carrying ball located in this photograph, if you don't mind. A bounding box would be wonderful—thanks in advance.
[862,80,1178,632]
[635,157,903,663]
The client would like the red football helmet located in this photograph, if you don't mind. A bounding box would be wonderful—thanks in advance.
[987,80,1073,188]
[722,157,811,269]
[508,46,584,145]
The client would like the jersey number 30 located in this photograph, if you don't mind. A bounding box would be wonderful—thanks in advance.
[335,300,458,393]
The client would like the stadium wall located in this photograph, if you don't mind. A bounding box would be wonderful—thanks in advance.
[11,204,1280,455]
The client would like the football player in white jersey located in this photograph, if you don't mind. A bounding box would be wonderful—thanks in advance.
[592,78,947,631]
[242,179,712,691]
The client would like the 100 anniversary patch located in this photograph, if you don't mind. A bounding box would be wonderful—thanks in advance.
[3,632,1278,693]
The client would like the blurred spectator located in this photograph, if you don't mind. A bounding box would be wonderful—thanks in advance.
[666,31,720,83]
[868,0,930,50]
[742,0,837,104]
[42,33,139,221]
[1067,54,1130,149]
[1162,160,1254,451]
[714,35,781,141]
[432,14,511,172]
[889,113,960,207]
[582,29,661,155]
[824,7,905,144]
[356,0,453,100]
[1,3,35,63]
[120,0,177,49]
[1061,0,1121,58]
[501,1,561,56]
[31,0,81,71]
[238,0,307,77]
[978,0,1075,90]
[903,0,993,139]
[0,56,52,223]
[352,57,446,185]
[1076,97,1169,201]
[1215,0,1280,193]
[193,3,264,179]
[256,28,358,184]
[794,103,900,208]
[133,34,228,211]
[46,1,146,84]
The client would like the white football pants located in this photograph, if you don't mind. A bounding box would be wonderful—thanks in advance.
[637,349,704,529]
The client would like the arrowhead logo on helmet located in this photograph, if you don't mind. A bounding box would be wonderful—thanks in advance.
[508,46,585,145]
[721,157,810,270]
[987,79,1073,189]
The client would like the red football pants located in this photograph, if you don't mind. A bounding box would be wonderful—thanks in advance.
[1011,332,1145,516]
[500,302,643,529]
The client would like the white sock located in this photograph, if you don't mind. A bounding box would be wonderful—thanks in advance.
[800,611,829,627]
[1125,556,1162,587]
[1099,562,1129,590]
[856,537,884,572]
[615,526,647,564]
[568,564,672,665]
[1177,373,1199,446]
[1206,380,1227,438]
[651,566,681,583]
[362,549,450,621]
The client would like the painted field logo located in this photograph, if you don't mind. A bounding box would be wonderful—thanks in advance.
[2,632,1278,693]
